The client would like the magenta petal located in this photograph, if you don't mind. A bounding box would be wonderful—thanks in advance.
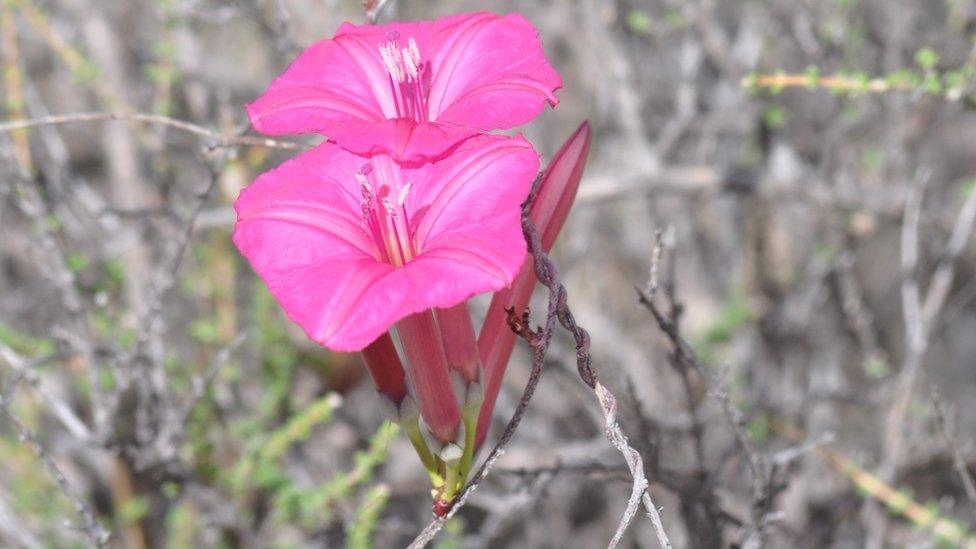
[246,35,390,136]
[427,12,561,130]
[232,146,392,351]
[408,134,540,252]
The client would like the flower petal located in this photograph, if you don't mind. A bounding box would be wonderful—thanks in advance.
[427,12,562,129]
[407,133,540,253]
[245,34,392,136]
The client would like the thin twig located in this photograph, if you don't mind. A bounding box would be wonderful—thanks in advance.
[0,394,109,547]
[0,343,91,441]
[178,332,247,427]
[930,386,976,517]
[597,382,672,548]
[363,0,392,24]
[883,172,976,477]
[0,137,106,436]
[0,112,307,150]
[517,182,668,547]
[637,246,778,546]
[123,154,226,468]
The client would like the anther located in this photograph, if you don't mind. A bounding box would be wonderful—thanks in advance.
[379,43,404,83]
[407,38,421,66]
[397,182,412,207]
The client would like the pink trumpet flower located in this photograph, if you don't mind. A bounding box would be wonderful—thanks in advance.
[246,12,561,161]
[233,133,539,353]
[475,121,591,448]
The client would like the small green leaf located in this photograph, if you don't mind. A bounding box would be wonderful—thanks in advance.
[863,356,888,378]
[624,10,652,35]
[119,497,149,523]
[959,178,976,199]
[915,47,940,70]
[763,105,788,129]
[805,65,821,89]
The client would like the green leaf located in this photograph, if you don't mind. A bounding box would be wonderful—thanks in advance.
[624,10,652,35]
[763,105,788,129]
[915,47,940,70]
[119,497,150,523]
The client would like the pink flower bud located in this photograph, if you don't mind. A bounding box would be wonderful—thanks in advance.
[436,303,481,384]
[475,121,591,447]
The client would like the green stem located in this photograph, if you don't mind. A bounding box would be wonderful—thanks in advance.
[440,458,461,503]
[402,418,443,488]
[457,401,479,483]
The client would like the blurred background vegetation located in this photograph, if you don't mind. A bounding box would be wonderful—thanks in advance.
[2,0,976,547]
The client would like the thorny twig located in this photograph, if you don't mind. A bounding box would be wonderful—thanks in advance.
[833,249,887,370]
[494,462,631,482]
[178,332,247,427]
[409,180,672,548]
[712,377,775,549]
[0,343,90,441]
[0,136,107,435]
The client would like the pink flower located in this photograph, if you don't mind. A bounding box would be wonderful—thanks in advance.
[232,133,540,353]
[246,12,561,161]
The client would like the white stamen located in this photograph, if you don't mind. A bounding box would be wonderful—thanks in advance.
[379,42,404,83]
[408,38,421,67]
[402,47,419,81]
[397,182,412,207]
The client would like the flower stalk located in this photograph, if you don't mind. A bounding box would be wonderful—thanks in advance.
[400,409,444,488]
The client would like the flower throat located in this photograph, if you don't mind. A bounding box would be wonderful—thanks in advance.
[379,31,431,122]
[357,158,416,267]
